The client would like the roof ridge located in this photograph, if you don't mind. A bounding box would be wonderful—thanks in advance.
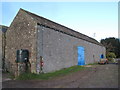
[19,8,102,46]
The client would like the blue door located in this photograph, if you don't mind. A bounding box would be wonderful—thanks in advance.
[100,54,104,59]
[78,46,85,65]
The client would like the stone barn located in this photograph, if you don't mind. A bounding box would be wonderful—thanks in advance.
[0,25,8,70]
[5,9,106,74]
[0,26,2,69]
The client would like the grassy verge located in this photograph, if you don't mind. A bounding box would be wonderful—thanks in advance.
[16,65,86,80]
[2,71,15,80]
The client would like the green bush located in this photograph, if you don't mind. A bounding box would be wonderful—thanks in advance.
[106,52,116,61]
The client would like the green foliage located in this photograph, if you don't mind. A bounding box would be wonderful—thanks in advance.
[106,52,116,61]
[100,37,120,58]
[16,65,86,80]
[2,71,15,80]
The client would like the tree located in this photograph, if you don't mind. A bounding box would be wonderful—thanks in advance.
[100,37,120,58]
[106,52,116,58]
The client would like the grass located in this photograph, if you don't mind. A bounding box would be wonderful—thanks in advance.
[16,65,86,80]
[2,71,15,80]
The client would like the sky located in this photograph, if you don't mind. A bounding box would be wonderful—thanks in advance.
[1,2,118,42]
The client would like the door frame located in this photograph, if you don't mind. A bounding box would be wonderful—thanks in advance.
[77,46,85,65]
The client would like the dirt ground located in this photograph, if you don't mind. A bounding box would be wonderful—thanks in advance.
[2,64,118,88]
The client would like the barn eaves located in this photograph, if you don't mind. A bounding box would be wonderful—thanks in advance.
[20,8,103,46]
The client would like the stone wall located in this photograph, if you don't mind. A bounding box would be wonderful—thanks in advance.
[0,28,1,90]
[37,25,106,73]
[5,9,106,74]
[0,30,2,69]
[5,10,37,73]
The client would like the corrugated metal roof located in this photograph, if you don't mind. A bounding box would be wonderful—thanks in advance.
[20,8,103,46]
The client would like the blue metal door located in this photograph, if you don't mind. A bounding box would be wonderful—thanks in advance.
[78,46,85,65]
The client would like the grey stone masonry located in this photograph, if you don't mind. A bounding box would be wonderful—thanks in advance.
[0,25,8,70]
[37,25,105,73]
[5,8,106,74]
[0,29,2,69]
[5,10,37,73]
